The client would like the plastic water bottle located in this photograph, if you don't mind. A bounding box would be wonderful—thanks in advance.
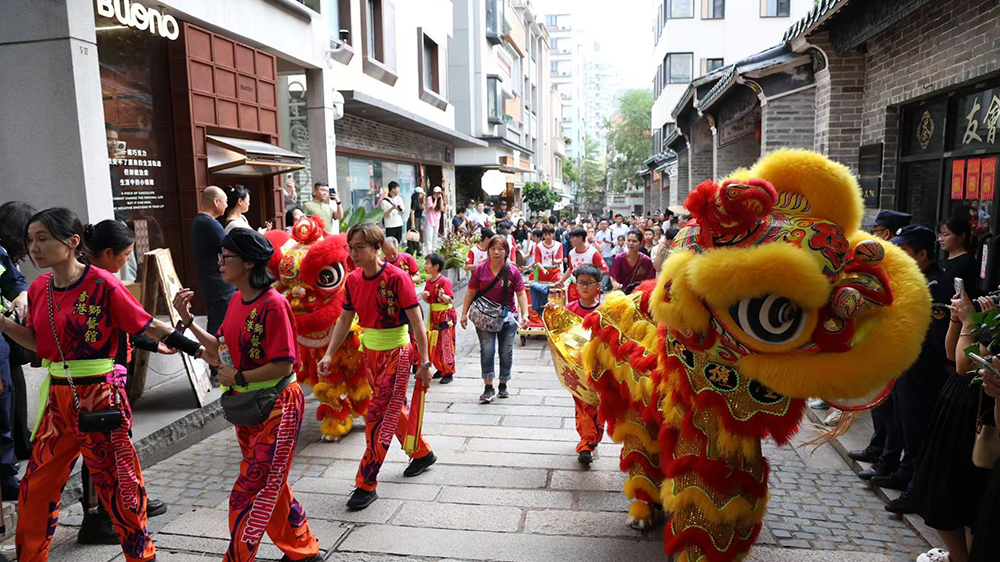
[218,336,234,367]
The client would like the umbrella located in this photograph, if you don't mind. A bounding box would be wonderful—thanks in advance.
[668,205,687,215]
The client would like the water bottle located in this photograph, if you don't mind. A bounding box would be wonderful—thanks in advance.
[218,336,234,367]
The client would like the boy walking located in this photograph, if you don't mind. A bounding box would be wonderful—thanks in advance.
[564,264,604,465]
[422,253,456,385]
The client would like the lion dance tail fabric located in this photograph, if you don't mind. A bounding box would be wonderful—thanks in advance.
[548,149,932,562]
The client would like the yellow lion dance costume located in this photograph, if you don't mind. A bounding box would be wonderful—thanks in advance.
[549,150,930,562]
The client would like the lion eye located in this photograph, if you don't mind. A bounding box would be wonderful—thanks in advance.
[317,264,345,290]
[728,295,806,345]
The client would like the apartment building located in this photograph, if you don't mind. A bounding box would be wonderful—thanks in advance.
[450,0,551,209]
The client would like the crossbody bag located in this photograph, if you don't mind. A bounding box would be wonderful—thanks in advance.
[468,265,510,333]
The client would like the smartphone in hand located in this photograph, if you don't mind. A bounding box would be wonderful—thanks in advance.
[968,352,1000,379]
[955,277,965,296]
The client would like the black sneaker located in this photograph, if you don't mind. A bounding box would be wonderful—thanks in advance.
[280,553,324,562]
[578,450,593,465]
[77,511,118,545]
[439,375,453,384]
[432,371,443,379]
[497,384,509,399]
[885,491,917,514]
[147,498,168,518]
[848,445,882,464]
[346,488,378,510]
[871,472,910,491]
[403,452,437,477]
[859,461,894,481]
[0,477,19,502]
[480,386,496,403]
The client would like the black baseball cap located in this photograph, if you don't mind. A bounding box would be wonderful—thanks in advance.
[890,224,936,256]
[864,210,912,233]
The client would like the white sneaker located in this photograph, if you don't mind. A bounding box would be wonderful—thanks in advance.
[916,548,950,562]
[824,409,843,426]
[808,398,829,409]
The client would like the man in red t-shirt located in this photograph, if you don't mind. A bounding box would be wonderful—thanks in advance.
[382,236,421,286]
[559,227,608,302]
[320,223,435,511]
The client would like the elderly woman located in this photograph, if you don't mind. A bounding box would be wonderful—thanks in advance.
[460,235,530,404]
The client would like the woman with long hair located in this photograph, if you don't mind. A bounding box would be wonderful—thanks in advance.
[173,228,321,561]
[0,208,207,562]
[610,229,656,294]
[0,201,35,464]
[221,184,252,233]
[75,220,172,544]
[939,217,980,298]
[460,235,530,403]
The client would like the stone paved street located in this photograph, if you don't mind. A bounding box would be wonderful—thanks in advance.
[10,316,931,561]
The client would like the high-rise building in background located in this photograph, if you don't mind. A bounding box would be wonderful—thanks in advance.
[649,0,813,156]
[581,42,615,155]
[545,13,584,161]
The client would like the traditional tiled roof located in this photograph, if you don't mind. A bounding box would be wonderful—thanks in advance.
[783,0,850,42]
[664,127,684,150]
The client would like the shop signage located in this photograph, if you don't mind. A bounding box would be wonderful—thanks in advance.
[956,88,1000,150]
[952,160,966,200]
[966,159,981,200]
[95,0,180,41]
[983,157,997,201]
[858,143,882,207]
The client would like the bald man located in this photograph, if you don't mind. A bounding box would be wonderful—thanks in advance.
[382,237,422,286]
[191,186,237,375]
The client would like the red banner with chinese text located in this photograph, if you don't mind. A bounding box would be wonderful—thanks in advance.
[982,157,997,201]
[966,159,981,200]
[952,160,966,199]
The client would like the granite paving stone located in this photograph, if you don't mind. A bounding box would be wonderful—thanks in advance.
[437,486,574,509]
[391,501,523,532]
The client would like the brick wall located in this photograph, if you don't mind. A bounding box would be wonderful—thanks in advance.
[762,88,816,153]
[853,0,1000,208]
[811,32,867,177]
[676,147,690,200]
[717,134,761,179]
[335,114,452,165]
[690,142,714,186]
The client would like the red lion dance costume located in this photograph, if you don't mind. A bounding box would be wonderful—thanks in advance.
[545,150,931,562]
[265,217,369,441]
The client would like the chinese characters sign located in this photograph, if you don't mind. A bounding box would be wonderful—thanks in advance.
[957,88,1000,150]
[952,160,965,200]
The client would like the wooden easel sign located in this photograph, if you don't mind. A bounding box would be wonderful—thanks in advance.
[132,248,212,406]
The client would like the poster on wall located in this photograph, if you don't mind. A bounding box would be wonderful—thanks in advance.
[966,159,981,200]
[952,160,966,199]
[982,157,997,201]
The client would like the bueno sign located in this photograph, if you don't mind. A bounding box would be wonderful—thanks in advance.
[95,0,180,41]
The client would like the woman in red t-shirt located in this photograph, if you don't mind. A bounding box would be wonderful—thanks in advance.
[319,222,435,511]
[173,228,321,562]
[0,208,206,562]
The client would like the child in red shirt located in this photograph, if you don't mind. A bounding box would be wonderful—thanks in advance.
[565,264,604,465]
[560,228,608,302]
[422,253,456,384]
[532,223,563,282]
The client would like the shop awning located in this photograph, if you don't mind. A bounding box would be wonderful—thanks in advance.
[340,90,488,148]
[207,135,306,176]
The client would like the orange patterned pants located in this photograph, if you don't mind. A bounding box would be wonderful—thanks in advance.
[17,381,155,562]
[428,308,457,376]
[356,344,433,491]
[226,382,318,562]
[574,396,604,453]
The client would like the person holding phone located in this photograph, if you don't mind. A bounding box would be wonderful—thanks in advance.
[302,181,343,234]
[381,181,405,242]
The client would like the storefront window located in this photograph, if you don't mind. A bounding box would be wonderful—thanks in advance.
[97,23,179,274]
[901,160,942,231]
[279,74,312,203]
[336,154,417,222]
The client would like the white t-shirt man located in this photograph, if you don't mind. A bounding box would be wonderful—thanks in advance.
[611,222,630,240]
[382,194,405,229]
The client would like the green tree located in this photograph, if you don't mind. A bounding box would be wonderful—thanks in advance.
[523,181,560,215]
[562,157,579,186]
[576,135,606,212]
[606,89,654,192]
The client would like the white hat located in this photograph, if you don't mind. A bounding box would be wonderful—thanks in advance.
[415,187,425,194]
[433,186,442,193]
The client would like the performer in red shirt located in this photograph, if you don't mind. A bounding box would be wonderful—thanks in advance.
[464,228,493,272]
[319,222,435,511]
[532,223,563,282]
[422,253,456,384]
[560,228,608,302]
[563,263,604,465]
[382,236,421,286]
[174,228,321,562]
[0,208,206,562]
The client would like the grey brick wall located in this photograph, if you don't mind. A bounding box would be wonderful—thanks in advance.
[854,0,1000,208]
[762,88,816,153]
[335,114,452,165]
[717,134,761,179]
[811,32,866,177]
[676,147,690,200]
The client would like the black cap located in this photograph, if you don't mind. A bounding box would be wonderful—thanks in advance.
[222,228,274,264]
[864,210,912,233]
[890,225,936,256]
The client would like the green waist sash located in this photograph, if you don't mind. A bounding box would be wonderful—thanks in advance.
[34,358,114,439]
[220,372,288,393]
[360,325,410,351]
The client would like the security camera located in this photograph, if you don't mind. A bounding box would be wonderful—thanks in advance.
[339,29,350,43]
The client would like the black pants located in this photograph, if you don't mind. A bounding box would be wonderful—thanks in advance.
[386,226,403,243]
[880,370,945,478]
[206,292,234,379]
[0,336,18,481]
[5,335,31,460]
